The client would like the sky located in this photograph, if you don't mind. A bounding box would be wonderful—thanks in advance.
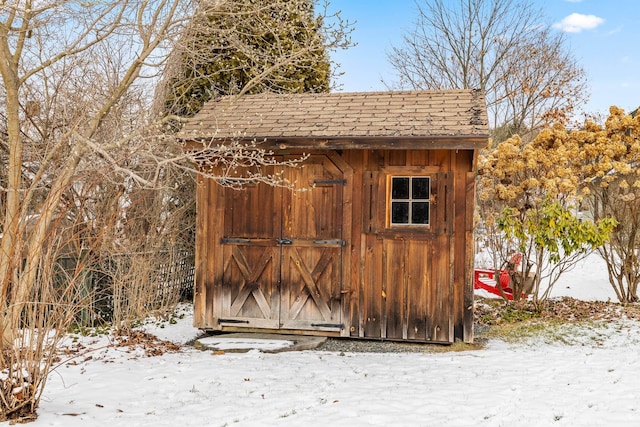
[327,0,640,118]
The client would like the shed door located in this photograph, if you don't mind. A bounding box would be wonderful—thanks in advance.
[218,154,346,332]
[279,154,345,332]
[219,168,282,329]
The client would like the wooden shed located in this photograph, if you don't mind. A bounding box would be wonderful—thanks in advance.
[181,89,488,343]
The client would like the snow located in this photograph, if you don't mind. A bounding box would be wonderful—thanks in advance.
[10,253,640,426]
[197,336,294,351]
[551,254,616,302]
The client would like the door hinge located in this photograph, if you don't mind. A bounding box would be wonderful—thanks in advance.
[311,323,343,329]
[313,179,347,185]
[221,238,252,244]
[218,318,250,324]
[312,239,346,246]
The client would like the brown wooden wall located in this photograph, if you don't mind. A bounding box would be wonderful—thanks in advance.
[340,149,475,343]
[194,148,476,343]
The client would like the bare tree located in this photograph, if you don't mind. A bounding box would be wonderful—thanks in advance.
[387,0,588,133]
[0,0,350,421]
[593,179,640,303]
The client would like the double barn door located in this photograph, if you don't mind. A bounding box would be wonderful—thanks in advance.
[217,154,349,334]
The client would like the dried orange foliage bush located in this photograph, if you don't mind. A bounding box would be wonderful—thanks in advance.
[479,126,580,207]
[476,128,582,272]
[572,107,640,302]
[478,106,640,304]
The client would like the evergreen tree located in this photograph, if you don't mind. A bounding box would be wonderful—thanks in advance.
[164,0,332,118]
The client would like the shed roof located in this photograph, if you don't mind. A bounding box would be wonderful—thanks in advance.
[180,89,489,150]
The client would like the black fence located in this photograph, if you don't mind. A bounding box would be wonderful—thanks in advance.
[56,251,195,325]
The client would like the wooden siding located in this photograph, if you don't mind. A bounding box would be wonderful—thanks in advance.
[341,149,471,343]
[194,148,476,343]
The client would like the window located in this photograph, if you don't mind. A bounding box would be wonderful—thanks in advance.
[390,176,430,226]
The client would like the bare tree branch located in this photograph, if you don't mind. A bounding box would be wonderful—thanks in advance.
[387,0,588,132]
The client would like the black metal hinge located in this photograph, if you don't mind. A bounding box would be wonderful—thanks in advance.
[218,318,250,324]
[221,238,252,244]
[312,239,346,246]
[311,323,343,329]
[313,179,347,185]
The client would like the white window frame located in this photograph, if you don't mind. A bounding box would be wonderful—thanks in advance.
[388,175,431,227]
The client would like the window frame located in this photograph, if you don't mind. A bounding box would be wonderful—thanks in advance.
[387,175,431,228]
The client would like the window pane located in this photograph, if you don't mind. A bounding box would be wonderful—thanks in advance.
[412,202,430,224]
[412,177,430,199]
[392,177,409,199]
[391,202,409,224]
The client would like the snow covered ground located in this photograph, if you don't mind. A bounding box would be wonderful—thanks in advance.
[12,253,640,426]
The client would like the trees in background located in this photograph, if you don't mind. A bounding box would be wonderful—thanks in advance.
[387,0,609,300]
[479,106,640,305]
[0,2,191,420]
[387,0,587,138]
[162,0,336,119]
[152,0,348,265]
[0,0,350,421]
[572,107,640,303]
[477,129,616,306]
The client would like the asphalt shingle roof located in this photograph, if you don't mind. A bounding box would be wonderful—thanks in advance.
[179,89,489,147]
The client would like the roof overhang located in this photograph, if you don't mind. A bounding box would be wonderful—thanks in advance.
[182,135,489,152]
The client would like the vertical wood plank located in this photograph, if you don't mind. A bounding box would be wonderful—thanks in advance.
[355,167,369,337]
[432,232,451,342]
[361,171,373,233]
[407,240,430,341]
[464,169,477,343]
[363,233,382,338]
[403,239,409,341]
[387,150,406,166]
[210,177,225,327]
[345,160,358,337]
[430,171,454,342]
[383,239,404,340]
[358,234,366,338]
[193,174,207,328]
[341,151,365,337]
[381,238,388,339]
[410,150,428,167]
[430,149,450,171]
[453,153,466,340]
[371,172,386,233]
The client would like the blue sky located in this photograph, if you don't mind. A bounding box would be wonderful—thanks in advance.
[327,0,640,118]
